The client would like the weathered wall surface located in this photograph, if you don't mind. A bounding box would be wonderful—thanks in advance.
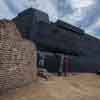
[13,8,100,73]
[69,56,100,73]
[0,20,37,92]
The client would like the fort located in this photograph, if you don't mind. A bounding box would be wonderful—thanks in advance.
[13,8,100,73]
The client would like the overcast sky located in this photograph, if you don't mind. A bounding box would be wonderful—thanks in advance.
[0,0,100,38]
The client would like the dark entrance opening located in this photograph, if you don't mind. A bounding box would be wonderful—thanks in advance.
[45,54,61,73]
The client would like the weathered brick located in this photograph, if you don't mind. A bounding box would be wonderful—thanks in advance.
[0,20,37,92]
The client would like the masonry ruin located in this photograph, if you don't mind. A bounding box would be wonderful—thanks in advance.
[0,20,37,92]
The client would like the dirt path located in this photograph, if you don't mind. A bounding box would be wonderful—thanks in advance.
[0,74,100,100]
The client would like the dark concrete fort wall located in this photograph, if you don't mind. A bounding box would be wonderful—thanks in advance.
[12,8,100,73]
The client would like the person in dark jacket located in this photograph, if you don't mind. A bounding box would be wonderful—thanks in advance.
[63,56,69,76]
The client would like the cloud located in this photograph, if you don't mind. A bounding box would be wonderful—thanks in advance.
[2,0,58,21]
[0,0,100,38]
[86,17,100,37]
[0,0,15,19]
[66,0,95,26]
[51,0,73,17]
[71,0,94,8]
[24,0,58,21]
[73,0,100,28]
[58,0,100,38]
[3,0,27,15]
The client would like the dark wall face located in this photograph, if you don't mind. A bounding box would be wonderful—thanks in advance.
[78,34,100,57]
[55,20,84,36]
[13,8,100,58]
[35,22,82,55]
[69,56,100,73]
[45,55,61,73]
[37,52,61,73]
[37,52,100,73]
[13,14,34,38]
[13,8,49,39]
[34,10,49,23]
[12,8,100,73]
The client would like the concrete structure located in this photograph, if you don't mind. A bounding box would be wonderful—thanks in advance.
[13,8,100,73]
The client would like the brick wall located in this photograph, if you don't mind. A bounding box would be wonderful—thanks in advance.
[0,20,37,92]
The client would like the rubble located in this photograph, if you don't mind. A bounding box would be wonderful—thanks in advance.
[37,68,49,80]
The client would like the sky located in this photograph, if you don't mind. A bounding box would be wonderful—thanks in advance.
[0,0,100,38]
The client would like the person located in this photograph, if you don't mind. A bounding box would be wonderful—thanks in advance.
[63,56,69,76]
[38,54,45,68]
[58,54,64,76]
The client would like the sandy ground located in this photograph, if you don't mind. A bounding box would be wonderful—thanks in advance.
[0,73,100,100]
